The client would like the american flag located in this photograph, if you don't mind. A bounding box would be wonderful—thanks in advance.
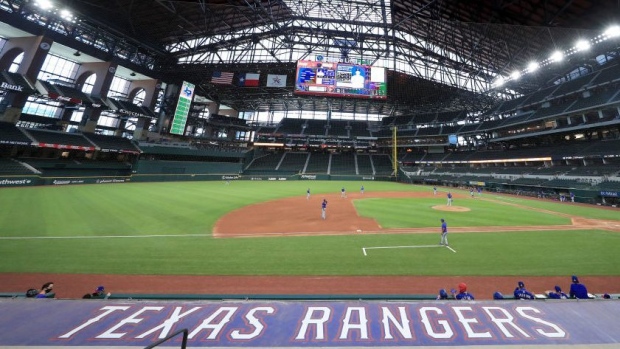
[211,71,234,84]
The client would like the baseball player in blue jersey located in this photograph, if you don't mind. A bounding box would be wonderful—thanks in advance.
[440,218,448,246]
[455,283,475,300]
[307,188,311,200]
[569,275,589,299]
[514,281,535,299]
[341,187,347,198]
[321,199,328,219]
[446,192,453,206]
[436,289,450,300]
[546,285,569,299]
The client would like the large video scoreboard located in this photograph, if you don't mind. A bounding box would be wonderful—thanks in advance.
[294,58,387,99]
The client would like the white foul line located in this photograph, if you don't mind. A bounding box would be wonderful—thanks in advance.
[446,245,457,253]
[0,234,211,240]
[362,244,444,256]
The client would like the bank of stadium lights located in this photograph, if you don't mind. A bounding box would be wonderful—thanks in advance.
[33,0,77,22]
[34,0,52,9]
[493,24,619,88]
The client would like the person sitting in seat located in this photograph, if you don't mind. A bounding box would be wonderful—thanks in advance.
[569,275,589,299]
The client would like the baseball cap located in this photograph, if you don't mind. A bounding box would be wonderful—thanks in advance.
[493,291,504,300]
[603,293,611,299]
[96,286,105,292]
[458,282,467,293]
[554,285,562,292]
[572,275,579,283]
[441,218,445,222]
[518,281,525,288]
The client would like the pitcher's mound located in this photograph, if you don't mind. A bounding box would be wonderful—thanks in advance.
[432,205,471,212]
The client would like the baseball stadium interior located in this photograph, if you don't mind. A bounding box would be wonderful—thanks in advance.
[2,1,620,348]
[1,0,620,205]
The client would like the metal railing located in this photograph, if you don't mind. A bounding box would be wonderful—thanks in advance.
[144,328,188,349]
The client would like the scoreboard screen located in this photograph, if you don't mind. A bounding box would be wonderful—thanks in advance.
[294,60,387,99]
[170,81,195,135]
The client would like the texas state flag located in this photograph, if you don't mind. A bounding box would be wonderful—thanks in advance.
[239,73,260,87]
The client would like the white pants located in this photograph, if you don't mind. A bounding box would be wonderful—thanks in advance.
[321,208,326,219]
[447,198,452,206]
[441,232,448,245]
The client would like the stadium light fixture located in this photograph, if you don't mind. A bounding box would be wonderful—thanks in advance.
[575,39,591,52]
[510,71,521,80]
[492,76,505,87]
[35,0,53,9]
[527,62,539,72]
[549,51,564,62]
[604,25,620,38]
[59,9,72,20]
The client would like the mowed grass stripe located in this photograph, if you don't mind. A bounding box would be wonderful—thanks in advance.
[353,198,571,228]
[0,230,617,276]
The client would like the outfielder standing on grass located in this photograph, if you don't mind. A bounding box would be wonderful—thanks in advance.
[321,199,328,219]
[440,218,448,246]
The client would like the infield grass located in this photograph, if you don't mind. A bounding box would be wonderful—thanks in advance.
[0,181,619,276]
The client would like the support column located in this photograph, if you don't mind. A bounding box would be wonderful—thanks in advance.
[0,35,53,123]
[77,62,118,133]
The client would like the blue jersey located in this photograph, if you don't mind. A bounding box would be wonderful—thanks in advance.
[548,291,568,299]
[456,292,475,300]
[514,287,535,299]
[447,193,452,199]
[441,222,447,233]
[570,283,589,299]
[321,201,327,209]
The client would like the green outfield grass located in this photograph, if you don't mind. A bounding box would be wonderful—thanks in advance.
[0,181,618,276]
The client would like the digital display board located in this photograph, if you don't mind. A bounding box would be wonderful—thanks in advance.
[170,81,195,135]
[294,60,387,99]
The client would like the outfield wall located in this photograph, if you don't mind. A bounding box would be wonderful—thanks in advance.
[0,174,395,186]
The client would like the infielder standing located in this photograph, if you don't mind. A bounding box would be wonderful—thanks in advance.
[440,218,448,246]
[446,192,453,206]
[360,185,364,195]
[306,188,311,200]
[341,187,347,198]
[321,199,328,219]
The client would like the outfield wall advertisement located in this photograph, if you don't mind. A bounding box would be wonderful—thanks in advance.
[1,300,619,347]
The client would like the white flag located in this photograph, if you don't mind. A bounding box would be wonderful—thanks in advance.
[266,74,287,87]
